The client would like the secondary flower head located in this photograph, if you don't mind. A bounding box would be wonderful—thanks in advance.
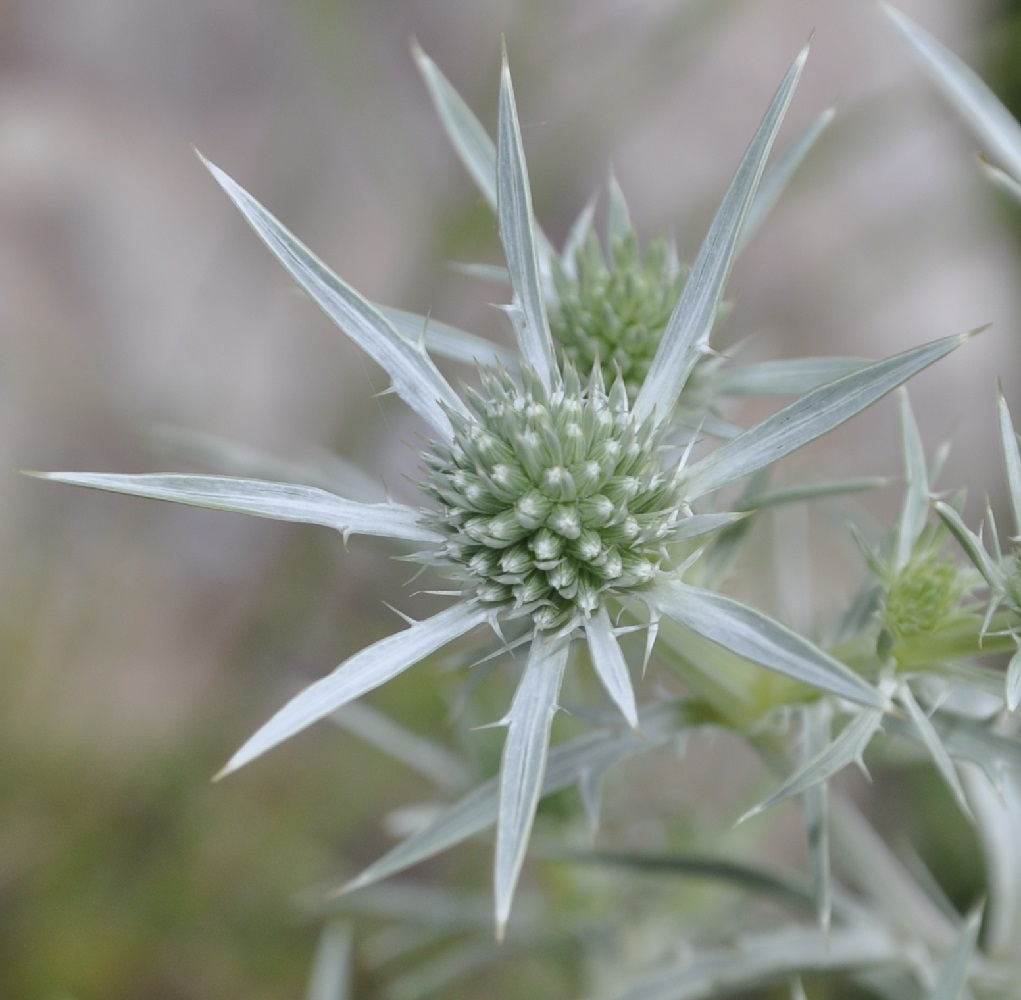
[36,40,968,935]
[549,233,685,402]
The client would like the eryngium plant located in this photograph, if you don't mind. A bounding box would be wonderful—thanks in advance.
[34,40,973,943]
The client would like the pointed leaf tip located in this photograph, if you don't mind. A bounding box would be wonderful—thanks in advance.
[496,45,556,389]
[199,155,468,439]
[633,42,809,425]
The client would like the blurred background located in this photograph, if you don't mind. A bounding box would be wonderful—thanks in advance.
[3,0,1021,997]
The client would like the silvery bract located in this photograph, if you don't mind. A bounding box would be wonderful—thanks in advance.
[36,42,971,935]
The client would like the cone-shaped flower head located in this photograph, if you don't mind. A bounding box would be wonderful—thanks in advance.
[549,234,686,402]
[423,363,683,630]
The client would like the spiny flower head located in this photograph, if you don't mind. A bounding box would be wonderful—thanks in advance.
[878,534,973,642]
[422,364,683,629]
[549,234,685,402]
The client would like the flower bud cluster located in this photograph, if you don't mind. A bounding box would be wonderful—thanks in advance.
[422,365,684,630]
[881,541,972,640]
[549,234,685,402]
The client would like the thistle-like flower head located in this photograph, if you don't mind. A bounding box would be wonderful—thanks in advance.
[550,234,685,402]
[424,364,682,629]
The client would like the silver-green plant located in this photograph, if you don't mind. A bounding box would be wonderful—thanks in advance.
[30,21,1021,1000]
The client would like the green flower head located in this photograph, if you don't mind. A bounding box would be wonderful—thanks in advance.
[550,233,685,402]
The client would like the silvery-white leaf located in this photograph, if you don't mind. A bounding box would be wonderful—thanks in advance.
[633,43,809,426]
[561,197,598,279]
[671,511,747,542]
[740,706,883,823]
[802,700,832,933]
[201,155,468,439]
[449,261,511,285]
[339,700,684,895]
[578,766,603,834]
[331,701,471,792]
[496,50,556,389]
[33,472,439,544]
[305,922,352,1000]
[829,796,958,952]
[585,606,639,729]
[897,681,972,819]
[961,764,1021,958]
[681,332,971,502]
[378,305,515,369]
[895,389,931,571]
[997,389,1021,536]
[148,426,384,503]
[885,5,1021,183]
[1007,643,1021,713]
[386,938,512,1000]
[715,357,868,397]
[930,906,982,1000]
[740,107,834,251]
[218,601,492,778]
[651,579,885,708]
[605,924,900,1000]
[885,709,1021,784]
[558,849,817,916]
[413,43,499,213]
[735,478,886,512]
[494,629,570,936]
[413,43,555,273]
[934,501,1006,593]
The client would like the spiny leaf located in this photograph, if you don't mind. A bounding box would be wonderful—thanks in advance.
[997,388,1021,536]
[554,849,817,915]
[604,924,900,1000]
[897,681,973,820]
[496,47,556,389]
[885,5,1021,183]
[585,606,639,729]
[378,304,515,369]
[494,629,569,937]
[305,922,352,1000]
[895,389,931,571]
[802,700,832,933]
[714,357,868,397]
[31,472,439,544]
[740,107,834,251]
[930,906,982,1000]
[606,170,633,250]
[934,500,1006,593]
[147,427,384,503]
[740,706,883,823]
[331,701,471,792]
[1007,644,1021,713]
[338,701,686,896]
[412,42,555,272]
[651,580,885,709]
[682,331,972,502]
[633,42,809,426]
[200,154,468,438]
[217,601,492,778]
